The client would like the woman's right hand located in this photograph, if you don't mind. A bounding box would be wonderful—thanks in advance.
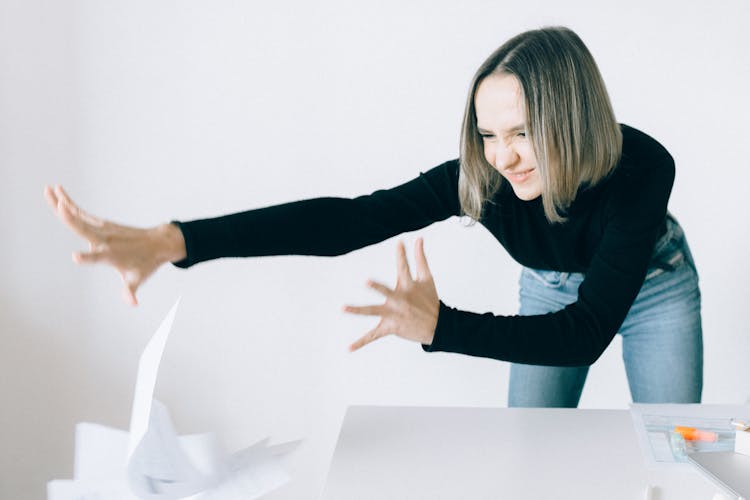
[44,185,187,306]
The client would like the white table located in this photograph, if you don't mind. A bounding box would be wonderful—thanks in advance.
[321,406,724,499]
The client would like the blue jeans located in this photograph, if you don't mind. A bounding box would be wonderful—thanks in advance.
[508,215,703,407]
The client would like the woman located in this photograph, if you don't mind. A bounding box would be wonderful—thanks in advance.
[45,26,702,407]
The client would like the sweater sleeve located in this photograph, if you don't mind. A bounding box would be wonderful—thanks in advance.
[425,133,676,367]
[172,160,461,268]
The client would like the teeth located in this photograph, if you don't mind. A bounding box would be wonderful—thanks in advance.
[512,172,528,178]
[509,169,532,180]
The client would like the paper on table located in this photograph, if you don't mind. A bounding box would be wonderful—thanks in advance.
[127,400,219,499]
[47,423,136,500]
[74,423,129,481]
[48,298,298,500]
[49,416,295,500]
[629,403,749,467]
[48,479,135,500]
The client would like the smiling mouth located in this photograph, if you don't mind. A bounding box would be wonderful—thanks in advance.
[506,168,535,182]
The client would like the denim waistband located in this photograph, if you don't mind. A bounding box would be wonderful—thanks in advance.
[523,214,695,286]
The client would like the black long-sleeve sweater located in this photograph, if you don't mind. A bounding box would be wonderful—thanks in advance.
[173,124,674,367]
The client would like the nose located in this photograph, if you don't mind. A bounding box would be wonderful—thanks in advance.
[491,141,519,171]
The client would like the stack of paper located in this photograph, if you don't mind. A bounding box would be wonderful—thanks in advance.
[48,299,298,500]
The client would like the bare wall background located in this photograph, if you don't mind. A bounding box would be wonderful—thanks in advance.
[1,0,749,498]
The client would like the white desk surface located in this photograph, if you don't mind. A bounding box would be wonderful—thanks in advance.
[321,406,724,500]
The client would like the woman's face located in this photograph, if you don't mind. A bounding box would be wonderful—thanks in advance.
[475,73,541,201]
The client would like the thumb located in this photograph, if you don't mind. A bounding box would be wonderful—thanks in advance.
[120,271,140,306]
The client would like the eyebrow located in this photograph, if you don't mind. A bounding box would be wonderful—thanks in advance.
[477,124,526,135]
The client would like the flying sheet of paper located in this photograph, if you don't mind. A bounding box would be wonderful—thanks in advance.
[197,440,297,500]
[128,298,181,458]
[120,297,211,498]
[127,399,219,499]
[48,298,298,500]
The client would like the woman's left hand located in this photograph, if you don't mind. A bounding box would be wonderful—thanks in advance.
[344,238,439,351]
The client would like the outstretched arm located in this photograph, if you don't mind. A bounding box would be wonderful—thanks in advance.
[44,159,461,305]
[44,185,187,305]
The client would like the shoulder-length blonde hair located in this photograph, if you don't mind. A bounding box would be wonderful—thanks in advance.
[459,26,622,223]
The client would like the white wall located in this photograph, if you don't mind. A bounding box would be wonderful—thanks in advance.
[2,0,749,498]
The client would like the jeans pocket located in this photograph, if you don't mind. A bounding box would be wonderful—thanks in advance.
[646,215,689,280]
[645,251,685,280]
